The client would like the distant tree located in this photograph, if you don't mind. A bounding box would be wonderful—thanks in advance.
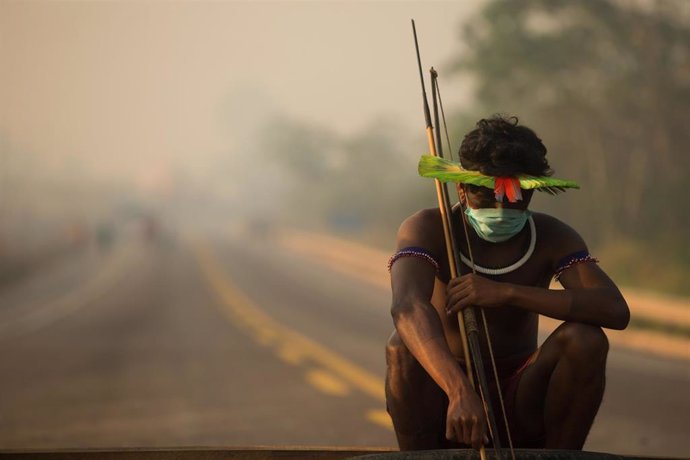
[253,116,341,226]
[256,115,431,235]
[449,0,690,258]
[337,119,434,236]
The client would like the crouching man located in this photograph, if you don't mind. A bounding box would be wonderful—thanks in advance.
[386,115,629,451]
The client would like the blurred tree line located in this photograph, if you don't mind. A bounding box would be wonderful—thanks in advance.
[446,0,690,294]
[254,115,434,245]
[251,0,690,295]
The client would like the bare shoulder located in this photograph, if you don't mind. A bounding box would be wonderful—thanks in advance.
[396,208,445,260]
[390,208,447,303]
[532,212,588,267]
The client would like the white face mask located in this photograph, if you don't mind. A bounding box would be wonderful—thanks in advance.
[464,207,531,242]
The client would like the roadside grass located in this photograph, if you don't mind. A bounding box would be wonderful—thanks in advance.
[596,239,690,299]
[628,316,690,339]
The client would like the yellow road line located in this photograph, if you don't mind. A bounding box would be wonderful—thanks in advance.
[192,241,388,407]
[367,409,394,430]
[305,369,351,397]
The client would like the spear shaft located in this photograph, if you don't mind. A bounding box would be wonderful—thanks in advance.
[412,19,503,458]
[429,69,505,457]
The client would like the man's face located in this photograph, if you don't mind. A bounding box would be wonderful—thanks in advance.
[456,184,532,211]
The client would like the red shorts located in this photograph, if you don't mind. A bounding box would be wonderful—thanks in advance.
[486,350,545,448]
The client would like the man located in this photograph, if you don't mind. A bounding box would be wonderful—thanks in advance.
[386,115,629,451]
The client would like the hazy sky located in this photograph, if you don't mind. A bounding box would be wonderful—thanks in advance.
[1,1,482,187]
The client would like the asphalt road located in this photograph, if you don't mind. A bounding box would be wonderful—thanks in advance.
[0,227,688,457]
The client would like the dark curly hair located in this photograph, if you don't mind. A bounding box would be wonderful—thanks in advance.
[459,115,552,177]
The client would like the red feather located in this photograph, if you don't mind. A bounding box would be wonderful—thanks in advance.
[494,178,506,202]
[495,177,523,203]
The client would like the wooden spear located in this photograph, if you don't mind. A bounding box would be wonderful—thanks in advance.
[411,19,504,460]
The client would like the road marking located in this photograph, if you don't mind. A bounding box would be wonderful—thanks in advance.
[306,369,351,397]
[278,343,306,365]
[367,409,394,430]
[191,241,392,431]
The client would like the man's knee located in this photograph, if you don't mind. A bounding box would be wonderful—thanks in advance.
[385,331,447,448]
[385,330,432,400]
[555,322,609,365]
[386,330,417,371]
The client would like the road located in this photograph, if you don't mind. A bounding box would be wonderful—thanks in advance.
[0,226,688,457]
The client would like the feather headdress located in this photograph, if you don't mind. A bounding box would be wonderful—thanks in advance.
[418,155,579,202]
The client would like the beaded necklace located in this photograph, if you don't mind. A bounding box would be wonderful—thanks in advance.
[458,216,536,276]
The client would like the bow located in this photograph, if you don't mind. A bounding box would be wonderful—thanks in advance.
[411,19,514,460]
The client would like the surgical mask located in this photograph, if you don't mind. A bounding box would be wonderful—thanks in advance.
[464,207,531,243]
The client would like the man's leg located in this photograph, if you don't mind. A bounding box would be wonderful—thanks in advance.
[385,330,449,450]
[511,322,609,449]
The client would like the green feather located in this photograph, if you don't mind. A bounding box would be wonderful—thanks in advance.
[418,155,495,188]
[418,155,580,192]
[517,176,580,191]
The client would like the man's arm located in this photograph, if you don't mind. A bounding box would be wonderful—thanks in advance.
[391,211,487,448]
[512,261,629,329]
[445,218,630,330]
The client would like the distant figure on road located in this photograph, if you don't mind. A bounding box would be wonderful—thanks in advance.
[96,222,115,251]
[386,115,630,451]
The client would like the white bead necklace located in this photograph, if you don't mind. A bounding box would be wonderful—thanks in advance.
[459,216,536,276]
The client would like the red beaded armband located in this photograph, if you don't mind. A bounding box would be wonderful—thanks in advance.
[387,247,440,273]
[553,250,599,282]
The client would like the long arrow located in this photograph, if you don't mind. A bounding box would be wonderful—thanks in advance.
[411,19,505,460]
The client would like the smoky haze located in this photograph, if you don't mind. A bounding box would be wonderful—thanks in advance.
[0,1,479,250]
[1,0,689,455]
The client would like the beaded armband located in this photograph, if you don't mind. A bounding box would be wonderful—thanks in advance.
[387,246,440,273]
[553,250,599,282]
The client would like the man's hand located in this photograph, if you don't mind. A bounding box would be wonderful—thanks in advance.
[446,274,510,315]
[445,389,488,449]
